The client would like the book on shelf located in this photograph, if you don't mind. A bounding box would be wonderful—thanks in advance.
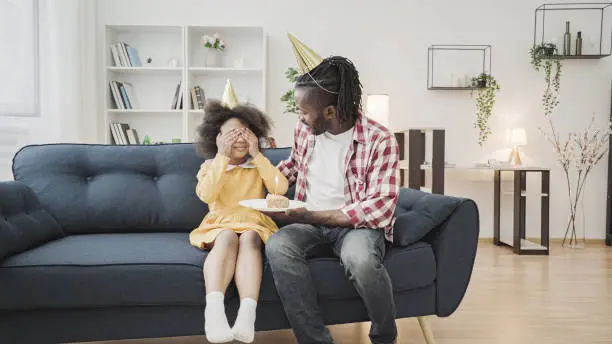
[110,42,142,67]
[109,122,141,145]
[109,81,138,109]
[190,85,205,110]
[171,81,184,110]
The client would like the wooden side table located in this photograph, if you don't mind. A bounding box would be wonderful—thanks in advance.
[493,167,550,255]
[414,163,551,255]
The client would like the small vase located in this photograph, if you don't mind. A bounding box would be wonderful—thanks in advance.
[205,49,221,67]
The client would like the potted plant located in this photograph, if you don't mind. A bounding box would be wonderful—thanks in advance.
[201,33,226,67]
[470,73,500,146]
[533,42,557,56]
[529,44,562,118]
[471,73,489,88]
[280,67,299,114]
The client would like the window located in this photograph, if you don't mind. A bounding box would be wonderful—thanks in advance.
[0,0,39,116]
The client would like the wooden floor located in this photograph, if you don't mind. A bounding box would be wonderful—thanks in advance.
[92,242,612,344]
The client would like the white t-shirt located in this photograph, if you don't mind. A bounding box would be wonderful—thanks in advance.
[304,128,354,211]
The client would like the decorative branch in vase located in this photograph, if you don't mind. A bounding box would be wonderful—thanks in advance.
[201,33,226,67]
[539,115,611,247]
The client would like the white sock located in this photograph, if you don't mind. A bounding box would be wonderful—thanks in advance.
[204,292,233,343]
[232,298,257,343]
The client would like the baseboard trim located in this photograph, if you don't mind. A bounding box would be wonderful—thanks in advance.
[478,238,607,244]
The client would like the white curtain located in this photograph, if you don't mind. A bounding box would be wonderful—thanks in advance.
[0,0,38,116]
[31,0,97,144]
[0,0,96,180]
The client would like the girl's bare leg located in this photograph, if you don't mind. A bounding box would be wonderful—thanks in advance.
[232,230,263,343]
[203,229,239,343]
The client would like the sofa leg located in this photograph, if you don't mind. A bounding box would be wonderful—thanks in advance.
[417,316,436,344]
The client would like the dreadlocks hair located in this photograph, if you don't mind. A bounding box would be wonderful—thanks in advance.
[195,100,272,159]
[295,56,363,125]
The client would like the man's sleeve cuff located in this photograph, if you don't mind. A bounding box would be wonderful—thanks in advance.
[341,203,366,228]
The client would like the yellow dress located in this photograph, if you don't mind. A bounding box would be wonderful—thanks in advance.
[189,152,289,249]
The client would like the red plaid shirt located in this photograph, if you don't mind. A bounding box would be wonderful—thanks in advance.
[277,113,401,242]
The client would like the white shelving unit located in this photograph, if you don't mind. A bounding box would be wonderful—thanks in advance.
[103,25,267,144]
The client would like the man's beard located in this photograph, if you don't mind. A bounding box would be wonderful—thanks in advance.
[308,112,330,135]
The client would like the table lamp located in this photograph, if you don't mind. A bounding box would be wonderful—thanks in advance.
[507,128,527,165]
[366,94,389,128]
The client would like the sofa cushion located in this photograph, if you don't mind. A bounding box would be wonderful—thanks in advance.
[0,233,213,311]
[12,144,292,235]
[260,241,436,302]
[0,181,64,261]
[393,189,462,246]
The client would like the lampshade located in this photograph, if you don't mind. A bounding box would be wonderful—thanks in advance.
[508,128,527,146]
[366,94,389,128]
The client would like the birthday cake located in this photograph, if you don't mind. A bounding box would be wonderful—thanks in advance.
[266,193,289,208]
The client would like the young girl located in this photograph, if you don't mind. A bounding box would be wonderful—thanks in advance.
[190,100,288,344]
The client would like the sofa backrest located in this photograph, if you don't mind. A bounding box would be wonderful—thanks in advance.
[12,144,291,235]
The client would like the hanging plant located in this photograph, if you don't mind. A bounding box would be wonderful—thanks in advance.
[280,67,300,114]
[470,73,500,146]
[529,43,562,119]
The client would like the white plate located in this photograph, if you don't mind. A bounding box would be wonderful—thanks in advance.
[239,198,306,212]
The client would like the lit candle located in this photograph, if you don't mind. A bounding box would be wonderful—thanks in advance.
[274,176,278,195]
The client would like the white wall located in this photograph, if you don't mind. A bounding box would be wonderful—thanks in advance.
[96,0,612,239]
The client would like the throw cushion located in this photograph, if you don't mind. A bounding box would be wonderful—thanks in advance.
[0,181,64,261]
[393,191,461,246]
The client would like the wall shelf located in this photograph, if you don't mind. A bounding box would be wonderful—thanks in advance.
[427,86,483,91]
[550,54,611,59]
[427,44,492,90]
[106,67,182,73]
[188,67,262,75]
[533,3,612,58]
[107,109,183,114]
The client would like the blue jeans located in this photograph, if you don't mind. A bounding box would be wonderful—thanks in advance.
[265,224,397,344]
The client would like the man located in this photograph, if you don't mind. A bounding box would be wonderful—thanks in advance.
[264,34,401,344]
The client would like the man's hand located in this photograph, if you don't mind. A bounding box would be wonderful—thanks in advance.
[262,207,309,227]
[216,129,240,157]
[284,207,309,220]
[242,128,260,158]
[263,207,352,228]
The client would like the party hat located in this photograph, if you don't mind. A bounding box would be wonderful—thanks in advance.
[221,79,239,109]
[288,32,323,74]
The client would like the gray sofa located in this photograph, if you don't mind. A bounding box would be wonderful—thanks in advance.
[0,144,479,344]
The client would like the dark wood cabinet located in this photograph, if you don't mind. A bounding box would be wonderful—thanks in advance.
[607,81,612,246]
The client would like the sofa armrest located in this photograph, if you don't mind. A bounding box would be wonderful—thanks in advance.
[0,181,64,261]
[422,198,479,317]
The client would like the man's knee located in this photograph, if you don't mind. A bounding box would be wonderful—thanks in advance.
[341,249,382,278]
[266,223,316,260]
[265,226,298,259]
[340,231,384,279]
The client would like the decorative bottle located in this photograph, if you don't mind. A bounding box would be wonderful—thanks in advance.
[563,21,571,55]
[575,31,583,55]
